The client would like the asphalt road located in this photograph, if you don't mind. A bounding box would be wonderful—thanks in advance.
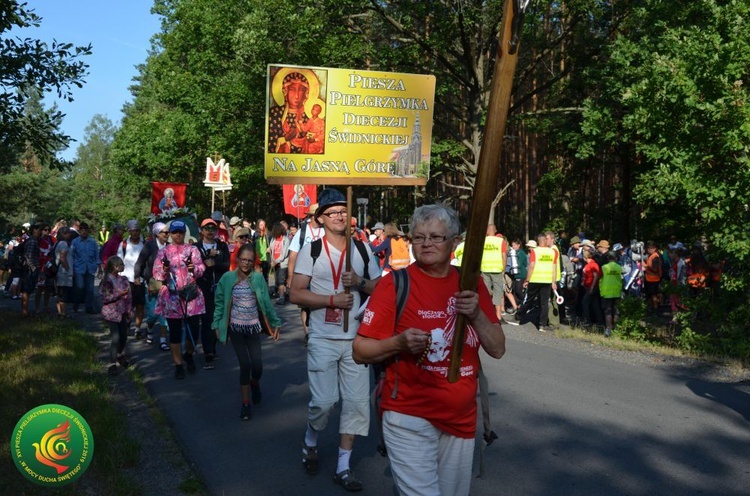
[121,299,750,496]
[6,289,746,496]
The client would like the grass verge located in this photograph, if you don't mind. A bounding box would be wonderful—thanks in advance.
[0,310,140,495]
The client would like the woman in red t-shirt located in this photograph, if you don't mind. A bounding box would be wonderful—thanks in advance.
[581,248,602,326]
[353,204,505,496]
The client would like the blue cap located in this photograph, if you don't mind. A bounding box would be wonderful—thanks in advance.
[314,188,347,218]
[169,220,187,233]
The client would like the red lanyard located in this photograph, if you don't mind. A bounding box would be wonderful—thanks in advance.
[323,238,346,291]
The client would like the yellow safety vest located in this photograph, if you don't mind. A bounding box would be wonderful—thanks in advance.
[481,236,505,273]
[529,247,556,284]
[551,245,562,282]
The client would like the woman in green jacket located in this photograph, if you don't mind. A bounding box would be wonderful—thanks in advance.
[212,244,282,421]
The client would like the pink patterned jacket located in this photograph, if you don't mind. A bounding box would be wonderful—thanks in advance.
[100,274,132,323]
[152,243,206,319]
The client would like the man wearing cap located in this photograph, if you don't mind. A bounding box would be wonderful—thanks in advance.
[516,236,558,332]
[228,216,242,242]
[196,218,230,368]
[118,220,146,337]
[70,222,101,313]
[134,222,171,349]
[290,188,381,490]
[211,211,230,243]
[595,239,611,269]
[288,202,325,342]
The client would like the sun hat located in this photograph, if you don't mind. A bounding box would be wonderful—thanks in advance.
[597,239,610,249]
[126,219,139,230]
[314,188,347,219]
[229,216,241,227]
[169,220,187,233]
[612,243,624,252]
[372,222,385,231]
[306,203,318,216]
[569,236,581,244]
[526,240,537,248]
[233,227,250,241]
[581,239,594,247]
[201,218,218,228]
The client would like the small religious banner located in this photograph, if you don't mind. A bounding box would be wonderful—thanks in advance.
[203,157,233,191]
[282,184,317,218]
[151,182,187,215]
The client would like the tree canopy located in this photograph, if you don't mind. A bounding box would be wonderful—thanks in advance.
[0,0,91,171]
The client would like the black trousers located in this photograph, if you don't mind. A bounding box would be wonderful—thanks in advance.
[519,282,551,327]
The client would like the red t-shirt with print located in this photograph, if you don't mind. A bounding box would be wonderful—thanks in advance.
[358,264,498,438]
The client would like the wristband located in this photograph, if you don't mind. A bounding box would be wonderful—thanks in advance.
[329,295,335,308]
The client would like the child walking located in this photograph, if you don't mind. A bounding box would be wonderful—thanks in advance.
[100,256,133,375]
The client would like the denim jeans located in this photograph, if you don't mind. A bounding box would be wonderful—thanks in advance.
[74,272,95,312]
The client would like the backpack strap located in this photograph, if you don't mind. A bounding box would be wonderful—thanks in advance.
[392,268,410,323]
[309,238,322,267]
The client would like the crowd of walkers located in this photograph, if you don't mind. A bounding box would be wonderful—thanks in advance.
[1,199,721,495]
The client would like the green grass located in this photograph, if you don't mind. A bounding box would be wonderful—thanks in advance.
[0,310,142,495]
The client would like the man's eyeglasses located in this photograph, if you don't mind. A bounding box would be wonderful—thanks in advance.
[238,258,255,264]
[321,210,347,218]
[237,235,250,240]
[412,234,451,245]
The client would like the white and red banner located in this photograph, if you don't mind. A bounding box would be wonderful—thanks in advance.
[151,182,187,214]
[283,184,317,218]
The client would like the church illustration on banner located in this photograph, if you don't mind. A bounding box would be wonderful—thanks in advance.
[389,113,428,178]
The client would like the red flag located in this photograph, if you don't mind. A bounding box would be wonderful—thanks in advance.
[151,182,187,214]
[283,184,317,218]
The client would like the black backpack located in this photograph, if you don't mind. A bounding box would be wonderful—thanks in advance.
[9,240,28,273]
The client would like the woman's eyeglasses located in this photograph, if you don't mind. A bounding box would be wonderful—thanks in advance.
[411,235,451,245]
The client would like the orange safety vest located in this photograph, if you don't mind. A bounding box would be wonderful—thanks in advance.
[389,237,411,270]
[645,252,662,283]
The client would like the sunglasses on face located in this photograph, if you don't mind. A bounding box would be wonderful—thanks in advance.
[203,226,217,231]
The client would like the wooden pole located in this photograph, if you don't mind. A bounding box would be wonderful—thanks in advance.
[343,186,353,332]
[448,0,527,382]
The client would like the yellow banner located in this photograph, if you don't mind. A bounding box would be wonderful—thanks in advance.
[265,65,435,186]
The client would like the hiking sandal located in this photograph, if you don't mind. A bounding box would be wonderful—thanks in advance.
[333,469,363,491]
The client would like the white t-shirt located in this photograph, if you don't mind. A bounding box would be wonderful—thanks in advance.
[117,238,144,282]
[295,239,380,340]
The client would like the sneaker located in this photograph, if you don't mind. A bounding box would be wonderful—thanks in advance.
[146,333,155,345]
[160,341,170,351]
[538,325,553,333]
[240,403,251,421]
[175,364,186,380]
[183,353,196,374]
[108,363,118,376]
[203,356,215,370]
[504,307,517,316]
[251,384,262,405]
[302,444,319,475]
[134,329,146,340]
[333,469,363,491]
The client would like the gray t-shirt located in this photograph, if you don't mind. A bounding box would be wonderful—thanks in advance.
[55,240,73,287]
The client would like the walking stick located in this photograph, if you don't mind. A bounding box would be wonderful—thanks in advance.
[343,186,353,332]
[448,0,530,382]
